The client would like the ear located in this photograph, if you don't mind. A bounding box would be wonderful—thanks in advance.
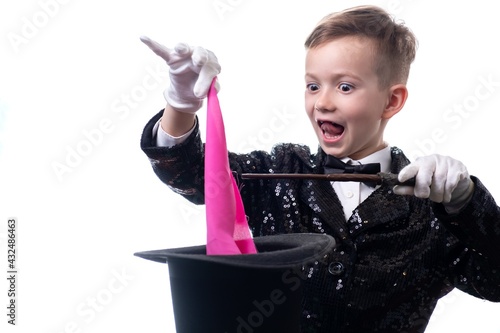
[381,84,408,120]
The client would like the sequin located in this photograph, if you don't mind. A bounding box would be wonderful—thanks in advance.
[336,279,344,290]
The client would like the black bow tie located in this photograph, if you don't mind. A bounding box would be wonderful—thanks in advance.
[324,155,381,187]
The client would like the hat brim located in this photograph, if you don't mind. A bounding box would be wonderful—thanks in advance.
[134,233,335,269]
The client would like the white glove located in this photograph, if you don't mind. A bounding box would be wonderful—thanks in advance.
[140,36,221,113]
[393,154,474,214]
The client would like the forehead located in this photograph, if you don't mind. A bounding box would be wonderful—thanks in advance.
[305,36,378,77]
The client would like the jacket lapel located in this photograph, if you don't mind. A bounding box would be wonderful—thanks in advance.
[345,147,413,236]
[299,146,412,239]
[298,147,351,242]
[346,186,411,237]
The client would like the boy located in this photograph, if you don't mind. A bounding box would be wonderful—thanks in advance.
[139,5,500,333]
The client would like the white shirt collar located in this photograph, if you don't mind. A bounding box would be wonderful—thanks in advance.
[342,145,392,173]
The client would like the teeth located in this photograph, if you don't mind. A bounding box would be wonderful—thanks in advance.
[324,133,341,139]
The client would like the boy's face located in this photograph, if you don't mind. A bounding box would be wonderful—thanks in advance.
[305,36,393,160]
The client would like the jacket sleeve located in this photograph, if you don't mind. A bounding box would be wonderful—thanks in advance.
[434,176,500,301]
[140,111,316,232]
[140,111,206,204]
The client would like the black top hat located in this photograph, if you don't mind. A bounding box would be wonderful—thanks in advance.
[135,233,336,333]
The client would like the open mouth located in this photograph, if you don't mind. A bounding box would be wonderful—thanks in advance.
[318,120,345,140]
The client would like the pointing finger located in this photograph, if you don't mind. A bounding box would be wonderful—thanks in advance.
[140,36,174,62]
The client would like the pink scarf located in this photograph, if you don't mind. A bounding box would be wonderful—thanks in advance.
[205,78,257,255]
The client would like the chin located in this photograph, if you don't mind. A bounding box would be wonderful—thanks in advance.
[319,144,345,158]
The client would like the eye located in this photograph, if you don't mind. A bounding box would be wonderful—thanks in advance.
[338,83,353,92]
[307,83,320,92]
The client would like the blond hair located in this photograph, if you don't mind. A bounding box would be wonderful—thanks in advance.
[305,5,417,87]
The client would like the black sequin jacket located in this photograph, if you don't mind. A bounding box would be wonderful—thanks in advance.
[141,112,500,333]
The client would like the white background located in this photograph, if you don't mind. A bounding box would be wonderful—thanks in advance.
[1,0,500,332]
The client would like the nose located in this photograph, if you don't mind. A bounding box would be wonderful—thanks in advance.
[314,89,335,113]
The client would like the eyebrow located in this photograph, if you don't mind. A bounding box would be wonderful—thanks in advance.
[305,71,363,82]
